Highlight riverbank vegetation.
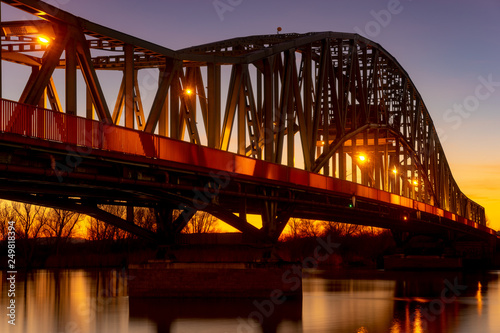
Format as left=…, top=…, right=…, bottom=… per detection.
left=0, top=200, right=396, bottom=269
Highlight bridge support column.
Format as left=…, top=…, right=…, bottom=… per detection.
left=154, top=204, right=197, bottom=244
left=261, top=191, right=295, bottom=241
left=129, top=261, right=302, bottom=299
left=155, top=205, right=174, bottom=241
left=391, top=230, right=411, bottom=248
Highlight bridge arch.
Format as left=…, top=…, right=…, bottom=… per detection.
left=177, top=32, right=484, bottom=225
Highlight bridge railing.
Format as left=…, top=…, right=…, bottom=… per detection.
left=0, top=98, right=495, bottom=236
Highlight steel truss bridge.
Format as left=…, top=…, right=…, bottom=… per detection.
left=0, top=0, right=497, bottom=247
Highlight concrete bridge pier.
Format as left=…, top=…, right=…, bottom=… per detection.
left=386, top=230, right=497, bottom=270
left=128, top=234, right=302, bottom=299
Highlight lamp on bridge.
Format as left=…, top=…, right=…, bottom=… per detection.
left=37, top=36, right=51, bottom=44
left=392, top=167, right=398, bottom=193
left=182, top=88, right=208, bottom=102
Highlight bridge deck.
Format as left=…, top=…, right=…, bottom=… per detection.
left=0, top=98, right=496, bottom=241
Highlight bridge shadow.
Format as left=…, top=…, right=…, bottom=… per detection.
left=129, top=296, right=302, bottom=333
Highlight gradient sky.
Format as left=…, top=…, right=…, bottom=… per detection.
left=2, top=0, right=500, bottom=230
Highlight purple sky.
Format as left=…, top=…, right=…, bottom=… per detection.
left=2, top=0, right=500, bottom=229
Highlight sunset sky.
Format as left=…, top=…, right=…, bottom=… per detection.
left=2, top=0, right=500, bottom=230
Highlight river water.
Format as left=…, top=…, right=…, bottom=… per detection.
left=1, top=268, right=499, bottom=333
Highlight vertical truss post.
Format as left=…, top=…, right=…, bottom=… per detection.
left=286, top=52, right=295, bottom=168
left=362, top=132, right=368, bottom=186
left=159, top=70, right=169, bottom=137
left=207, top=63, right=221, bottom=148
left=170, top=74, right=180, bottom=139
left=263, top=57, right=274, bottom=162
left=65, top=38, right=77, bottom=115
left=155, top=205, right=174, bottom=242
left=339, top=144, right=346, bottom=180
left=124, top=44, right=134, bottom=128
left=238, top=82, right=246, bottom=155
left=374, top=129, right=381, bottom=189
left=262, top=188, right=277, bottom=239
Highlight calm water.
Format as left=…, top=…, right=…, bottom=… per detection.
left=1, top=268, right=499, bottom=333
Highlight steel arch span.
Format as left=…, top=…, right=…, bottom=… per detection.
left=0, top=0, right=495, bottom=244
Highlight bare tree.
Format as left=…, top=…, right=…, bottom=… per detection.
left=11, top=202, right=48, bottom=266
left=87, top=205, right=129, bottom=241
left=322, top=221, right=360, bottom=237
left=282, top=218, right=322, bottom=240
left=183, top=212, right=220, bottom=234
left=297, top=219, right=321, bottom=238
left=44, top=209, right=83, bottom=255
left=11, top=202, right=48, bottom=240
left=134, top=207, right=156, bottom=232
left=282, top=218, right=301, bottom=240
left=0, top=200, right=13, bottom=241
left=87, top=217, right=115, bottom=241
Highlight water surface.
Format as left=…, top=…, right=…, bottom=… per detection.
left=1, top=269, right=499, bottom=332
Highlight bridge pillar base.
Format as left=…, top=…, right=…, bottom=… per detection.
left=384, top=254, right=463, bottom=270
left=128, top=261, right=302, bottom=299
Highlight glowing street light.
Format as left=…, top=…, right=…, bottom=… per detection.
left=185, top=88, right=193, bottom=96
left=392, top=167, right=398, bottom=193
left=358, top=154, right=366, bottom=162
left=38, top=36, right=51, bottom=44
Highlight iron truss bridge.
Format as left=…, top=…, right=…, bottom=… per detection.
left=0, top=0, right=497, bottom=244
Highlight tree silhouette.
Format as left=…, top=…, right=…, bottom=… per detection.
left=281, top=218, right=322, bottom=240
left=87, top=205, right=128, bottom=241
left=43, top=209, right=83, bottom=255
left=322, top=221, right=360, bottom=237
left=0, top=200, right=13, bottom=241
left=183, top=211, right=220, bottom=233
left=10, top=202, right=48, bottom=266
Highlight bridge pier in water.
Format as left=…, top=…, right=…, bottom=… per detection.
left=385, top=230, right=498, bottom=270
left=129, top=234, right=302, bottom=299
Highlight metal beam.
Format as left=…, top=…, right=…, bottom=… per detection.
left=124, top=44, right=134, bottom=128
left=65, top=38, right=77, bottom=115
left=73, top=27, right=112, bottom=123
left=144, top=58, right=179, bottom=133
left=19, top=25, right=69, bottom=106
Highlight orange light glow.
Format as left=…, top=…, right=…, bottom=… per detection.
left=185, top=89, right=193, bottom=95
left=38, top=36, right=50, bottom=44
left=476, top=281, right=483, bottom=316
left=358, top=154, right=366, bottom=162
left=392, top=167, right=398, bottom=174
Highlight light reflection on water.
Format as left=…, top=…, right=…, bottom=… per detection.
left=0, top=269, right=499, bottom=333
